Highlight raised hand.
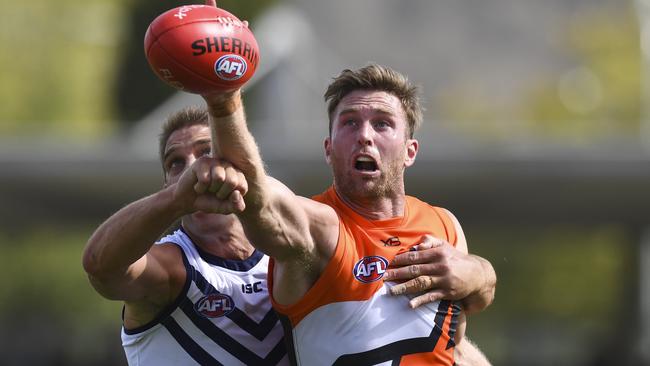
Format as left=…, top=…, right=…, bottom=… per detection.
left=174, top=156, right=248, bottom=215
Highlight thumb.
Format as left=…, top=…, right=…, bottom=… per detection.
left=205, top=0, right=217, bottom=7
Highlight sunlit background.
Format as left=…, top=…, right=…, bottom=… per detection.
left=1, top=0, right=649, bottom=365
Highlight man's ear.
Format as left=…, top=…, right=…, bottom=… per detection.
left=404, top=138, right=418, bottom=167
left=324, top=137, right=332, bottom=165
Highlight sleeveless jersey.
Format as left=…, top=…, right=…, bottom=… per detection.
left=269, top=187, right=461, bottom=366
left=121, top=228, right=288, bottom=365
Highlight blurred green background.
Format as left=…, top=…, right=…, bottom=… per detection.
left=0, top=0, right=648, bottom=365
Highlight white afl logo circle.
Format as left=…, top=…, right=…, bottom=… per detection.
left=214, top=54, right=248, bottom=81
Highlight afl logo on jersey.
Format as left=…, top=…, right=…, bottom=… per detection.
left=214, top=54, right=247, bottom=81
left=353, top=256, right=389, bottom=283
left=195, top=293, right=235, bottom=318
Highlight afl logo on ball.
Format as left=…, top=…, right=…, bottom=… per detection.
left=353, top=256, right=389, bottom=283
left=214, top=54, right=247, bottom=81
left=195, top=293, right=235, bottom=318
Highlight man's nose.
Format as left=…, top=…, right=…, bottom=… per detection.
left=357, top=121, right=374, bottom=146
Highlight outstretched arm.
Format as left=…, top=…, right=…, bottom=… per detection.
left=202, top=91, right=338, bottom=263
left=82, top=157, right=246, bottom=302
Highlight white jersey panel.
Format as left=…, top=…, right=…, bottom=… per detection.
left=121, top=229, right=288, bottom=366
left=289, top=282, right=455, bottom=366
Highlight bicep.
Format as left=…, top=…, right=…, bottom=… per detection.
left=88, top=244, right=185, bottom=303
left=242, top=177, right=338, bottom=262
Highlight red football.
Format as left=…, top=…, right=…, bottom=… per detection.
left=144, top=5, right=259, bottom=94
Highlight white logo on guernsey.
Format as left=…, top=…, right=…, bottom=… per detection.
left=195, top=293, right=235, bottom=318
left=353, top=256, right=388, bottom=283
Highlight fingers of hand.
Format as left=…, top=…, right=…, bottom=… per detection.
left=385, top=263, right=443, bottom=281
left=205, top=0, right=217, bottom=7
left=242, top=20, right=249, bottom=28
left=207, top=164, right=226, bottom=194
left=413, top=235, right=445, bottom=251
left=391, top=246, right=443, bottom=267
left=409, top=291, right=445, bottom=309
left=389, top=275, right=438, bottom=296
left=229, top=190, right=246, bottom=212
left=193, top=164, right=211, bottom=194
left=237, top=171, right=248, bottom=196
left=195, top=192, right=243, bottom=215
left=213, top=165, right=237, bottom=199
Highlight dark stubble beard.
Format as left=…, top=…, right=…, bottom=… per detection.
left=333, top=158, right=405, bottom=202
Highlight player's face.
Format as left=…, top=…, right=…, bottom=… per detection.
left=162, top=124, right=239, bottom=227
left=324, top=90, right=418, bottom=200
left=162, top=124, right=212, bottom=186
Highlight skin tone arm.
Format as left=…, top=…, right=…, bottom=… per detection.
left=203, top=90, right=338, bottom=304
left=82, top=158, right=246, bottom=311
left=455, top=336, right=493, bottom=366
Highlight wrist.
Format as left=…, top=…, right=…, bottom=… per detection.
left=204, top=89, right=243, bottom=117
left=159, top=184, right=192, bottom=219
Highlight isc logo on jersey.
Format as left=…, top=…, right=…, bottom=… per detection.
left=195, top=293, right=235, bottom=318
left=353, top=256, right=389, bottom=283
left=214, top=54, right=247, bottom=81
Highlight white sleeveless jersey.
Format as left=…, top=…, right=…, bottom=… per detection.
left=121, top=229, right=288, bottom=365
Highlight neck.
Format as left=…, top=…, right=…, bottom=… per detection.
left=181, top=214, right=254, bottom=261
left=334, top=184, right=406, bottom=220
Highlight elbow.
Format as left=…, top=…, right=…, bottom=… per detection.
left=82, top=241, right=108, bottom=278
left=82, top=248, right=101, bottom=277
left=463, top=260, right=497, bottom=315
left=461, top=292, right=492, bottom=315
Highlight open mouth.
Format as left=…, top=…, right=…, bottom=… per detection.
left=355, top=156, right=378, bottom=172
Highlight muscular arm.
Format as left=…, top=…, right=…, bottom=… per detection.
left=204, top=92, right=337, bottom=261
left=82, top=157, right=246, bottom=302
left=203, top=91, right=338, bottom=304
left=82, top=185, right=185, bottom=302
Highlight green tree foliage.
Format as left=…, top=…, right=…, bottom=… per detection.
left=438, top=5, right=640, bottom=145
left=0, top=227, right=124, bottom=364
left=0, top=0, right=277, bottom=137
left=467, top=225, right=633, bottom=364
left=0, top=0, right=128, bottom=138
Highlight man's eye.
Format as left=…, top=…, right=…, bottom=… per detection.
left=375, top=120, right=389, bottom=128
left=343, top=119, right=356, bottom=126
left=200, top=148, right=211, bottom=157
left=168, top=159, right=184, bottom=171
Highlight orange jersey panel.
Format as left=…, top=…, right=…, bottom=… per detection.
left=269, top=187, right=460, bottom=365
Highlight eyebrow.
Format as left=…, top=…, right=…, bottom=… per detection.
left=163, top=138, right=212, bottom=162
left=338, top=106, right=395, bottom=117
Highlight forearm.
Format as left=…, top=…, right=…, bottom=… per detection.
left=205, top=91, right=267, bottom=207
left=461, top=255, right=496, bottom=314
left=205, top=94, right=307, bottom=259
left=82, top=186, right=183, bottom=278
left=455, top=336, right=492, bottom=366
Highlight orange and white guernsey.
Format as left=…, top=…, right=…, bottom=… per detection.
left=269, top=186, right=462, bottom=366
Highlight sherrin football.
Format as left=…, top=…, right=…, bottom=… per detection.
left=144, top=5, right=259, bottom=94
